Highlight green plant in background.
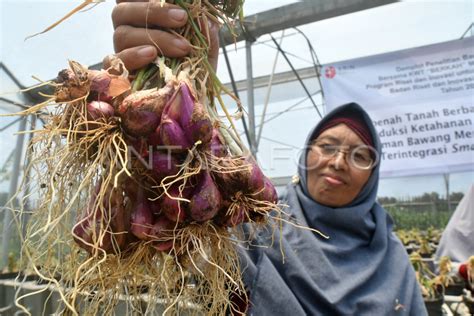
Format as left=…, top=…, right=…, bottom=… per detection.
left=426, top=227, right=435, bottom=238
left=436, top=256, right=454, bottom=288
left=408, top=228, right=421, bottom=242
left=396, top=227, right=445, bottom=260
left=426, top=227, right=443, bottom=244
left=410, top=252, right=443, bottom=300
left=386, top=207, right=453, bottom=230
left=395, top=230, right=410, bottom=245
left=418, top=235, right=434, bottom=257
left=395, top=228, right=442, bottom=247
left=380, top=191, right=464, bottom=231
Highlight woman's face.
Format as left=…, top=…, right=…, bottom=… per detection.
left=306, top=123, right=373, bottom=207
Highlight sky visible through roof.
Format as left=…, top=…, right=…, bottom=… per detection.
left=0, top=0, right=473, bottom=198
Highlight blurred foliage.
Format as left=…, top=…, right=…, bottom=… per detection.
left=379, top=191, right=464, bottom=230
left=387, top=208, right=453, bottom=230
left=378, top=191, right=464, bottom=204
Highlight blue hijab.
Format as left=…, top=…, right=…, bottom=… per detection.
left=240, top=103, right=427, bottom=316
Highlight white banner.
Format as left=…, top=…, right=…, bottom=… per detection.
left=321, top=37, right=474, bottom=177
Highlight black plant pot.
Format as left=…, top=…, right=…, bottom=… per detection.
left=421, top=258, right=436, bottom=273
left=405, top=245, right=416, bottom=255
left=463, top=294, right=474, bottom=314
left=0, top=272, right=38, bottom=282
left=424, top=297, right=443, bottom=316
left=420, top=252, right=434, bottom=259
left=444, top=282, right=465, bottom=296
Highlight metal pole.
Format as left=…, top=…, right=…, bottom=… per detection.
left=220, top=0, right=399, bottom=46
left=219, top=33, right=252, bottom=147
left=1, top=116, right=27, bottom=269
left=246, top=40, right=257, bottom=156
left=257, top=30, right=285, bottom=148
left=21, top=116, right=37, bottom=239
left=444, top=173, right=451, bottom=213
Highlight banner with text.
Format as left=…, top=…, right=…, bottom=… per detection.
left=321, top=37, right=474, bottom=177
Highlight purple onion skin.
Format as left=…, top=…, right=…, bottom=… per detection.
left=225, top=204, right=246, bottom=227
left=208, top=129, right=227, bottom=157
left=149, top=216, right=175, bottom=251
left=84, top=101, right=115, bottom=131
left=119, top=85, right=175, bottom=120
left=97, top=191, right=129, bottom=250
left=189, top=172, right=222, bottom=222
left=88, top=180, right=119, bottom=213
left=179, top=83, right=212, bottom=145
left=161, top=87, right=182, bottom=122
left=184, top=102, right=212, bottom=146
left=73, top=208, right=114, bottom=254
left=127, top=136, right=149, bottom=158
left=109, top=204, right=130, bottom=251
left=153, top=241, right=174, bottom=252
left=159, top=83, right=192, bottom=149
left=74, top=181, right=130, bottom=254
left=151, top=151, right=179, bottom=182
left=102, top=186, right=124, bottom=213
left=89, top=71, right=111, bottom=95
left=147, top=125, right=162, bottom=147
left=122, top=110, right=160, bottom=137
left=149, top=199, right=162, bottom=216
left=215, top=201, right=247, bottom=227
left=211, top=157, right=242, bottom=195
left=155, top=82, right=177, bottom=118
left=159, top=117, right=192, bottom=150
left=130, top=202, right=154, bottom=240
left=118, top=85, right=175, bottom=137
left=161, top=186, right=190, bottom=223
left=177, top=82, right=194, bottom=127
left=247, top=158, right=265, bottom=194
left=87, top=101, right=115, bottom=121
left=160, top=82, right=212, bottom=147
left=122, top=179, right=141, bottom=203
left=212, top=157, right=264, bottom=195
left=149, top=216, right=174, bottom=238
left=255, top=177, right=278, bottom=204
left=72, top=216, right=94, bottom=252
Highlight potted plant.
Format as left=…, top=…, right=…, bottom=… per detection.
left=396, top=230, right=418, bottom=254
left=463, top=291, right=474, bottom=315
left=436, top=256, right=464, bottom=297
left=462, top=256, right=474, bottom=314
left=410, top=252, right=444, bottom=316
left=408, top=229, right=420, bottom=246
left=418, top=236, right=435, bottom=259
left=426, top=227, right=442, bottom=246
left=395, top=230, right=409, bottom=246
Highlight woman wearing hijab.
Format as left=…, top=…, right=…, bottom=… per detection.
left=238, top=103, right=428, bottom=315
left=110, top=4, right=427, bottom=315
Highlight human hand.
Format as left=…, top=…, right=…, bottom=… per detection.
left=107, top=0, right=219, bottom=71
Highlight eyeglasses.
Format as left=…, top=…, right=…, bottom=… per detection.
left=310, top=141, right=376, bottom=170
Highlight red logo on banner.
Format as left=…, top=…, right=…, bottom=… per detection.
left=325, top=66, right=336, bottom=79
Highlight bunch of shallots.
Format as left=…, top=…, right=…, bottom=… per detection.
left=57, top=61, right=278, bottom=257
left=13, top=1, right=285, bottom=314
